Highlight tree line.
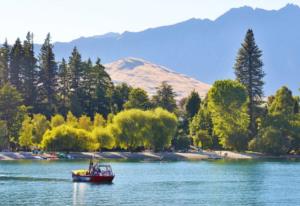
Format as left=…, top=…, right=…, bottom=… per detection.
left=0, top=30, right=299, bottom=155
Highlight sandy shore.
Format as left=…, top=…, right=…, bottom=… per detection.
left=1, top=151, right=299, bottom=161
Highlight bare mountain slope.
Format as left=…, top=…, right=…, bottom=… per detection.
left=105, top=58, right=210, bottom=100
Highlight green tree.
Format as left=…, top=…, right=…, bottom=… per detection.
left=57, top=58, right=70, bottom=116
left=250, top=87, right=300, bottom=154
left=0, top=84, right=25, bottom=149
left=124, top=88, right=151, bottom=110
left=23, top=32, right=38, bottom=108
left=19, top=116, right=33, bottom=150
left=0, top=120, right=9, bottom=150
left=269, top=86, right=295, bottom=115
left=32, top=114, right=49, bottom=145
left=112, top=109, right=147, bottom=150
left=111, top=83, right=132, bottom=113
left=68, top=47, right=84, bottom=116
left=0, top=40, right=10, bottom=86
left=147, top=108, right=178, bottom=151
left=9, top=38, right=24, bottom=91
left=37, top=33, right=58, bottom=117
left=152, top=81, right=177, bottom=112
left=234, top=29, right=265, bottom=137
left=189, top=105, right=214, bottom=149
left=89, top=58, right=113, bottom=117
left=185, top=90, right=201, bottom=119
left=208, top=80, right=249, bottom=151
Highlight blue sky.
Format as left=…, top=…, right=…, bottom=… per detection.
left=0, top=0, right=299, bottom=43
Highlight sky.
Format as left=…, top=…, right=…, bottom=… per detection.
left=0, top=0, right=300, bottom=43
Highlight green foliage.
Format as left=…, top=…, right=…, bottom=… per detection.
left=147, top=108, right=178, bottom=151
left=31, top=114, right=49, bottom=145
left=37, top=33, right=58, bottom=117
left=41, top=125, right=98, bottom=152
left=22, top=32, right=38, bottom=108
left=50, top=114, right=65, bottom=128
left=0, top=120, right=8, bottom=150
left=269, top=86, right=295, bottom=115
left=124, top=88, right=151, bottom=110
left=111, top=83, right=132, bottom=113
left=92, top=126, right=115, bottom=149
left=172, top=135, right=191, bottom=151
left=111, top=108, right=177, bottom=151
left=78, top=115, right=93, bottom=131
left=249, top=126, right=291, bottom=155
left=57, top=58, right=69, bottom=116
left=9, top=38, right=24, bottom=91
left=185, top=90, right=201, bottom=119
left=0, top=84, right=26, bottom=149
left=208, top=80, right=249, bottom=151
left=93, top=113, right=106, bottom=128
left=18, top=116, right=33, bottom=149
left=66, top=111, right=78, bottom=127
left=0, top=40, right=10, bottom=86
left=152, top=82, right=177, bottom=112
left=189, top=104, right=214, bottom=149
left=234, top=29, right=265, bottom=136
left=249, top=87, right=300, bottom=155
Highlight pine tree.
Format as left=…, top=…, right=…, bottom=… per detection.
left=37, top=33, right=58, bottom=117
left=234, top=29, right=265, bottom=137
left=152, top=81, right=177, bottom=112
left=69, top=47, right=82, bottom=90
left=23, top=32, right=38, bottom=107
left=68, top=47, right=83, bottom=116
left=57, top=58, right=70, bottom=115
left=9, top=38, right=24, bottom=91
left=0, top=40, right=10, bottom=86
left=89, top=58, right=113, bottom=117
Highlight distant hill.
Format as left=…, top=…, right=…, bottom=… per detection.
left=47, top=4, right=300, bottom=95
left=105, top=58, right=210, bottom=100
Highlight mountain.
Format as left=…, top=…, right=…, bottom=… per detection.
left=49, top=4, right=300, bottom=95
left=105, top=58, right=210, bottom=100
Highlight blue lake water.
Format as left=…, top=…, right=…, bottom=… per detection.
left=0, top=159, right=300, bottom=206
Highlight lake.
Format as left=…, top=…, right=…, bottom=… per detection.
left=0, top=159, right=300, bottom=206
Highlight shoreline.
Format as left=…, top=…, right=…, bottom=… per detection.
left=1, top=151, right=300, bottom=161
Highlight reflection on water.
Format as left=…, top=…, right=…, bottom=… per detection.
left=73, top=182, right=88, bottom=206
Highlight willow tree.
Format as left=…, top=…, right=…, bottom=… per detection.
left=234, top=29, right=265, bottom=137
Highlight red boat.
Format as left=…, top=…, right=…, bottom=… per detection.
left=72, top=159, right=114, bottom=183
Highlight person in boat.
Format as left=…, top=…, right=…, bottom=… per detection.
left=88, top=158, right=94, bottom=174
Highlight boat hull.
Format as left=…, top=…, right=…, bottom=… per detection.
left=72, top=174, right=114, bottom=183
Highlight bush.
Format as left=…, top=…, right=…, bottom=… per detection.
left=41, top=125, right=98, bottom=151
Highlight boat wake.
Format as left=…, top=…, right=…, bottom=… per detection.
left=0, top=175, right=70, bottom=182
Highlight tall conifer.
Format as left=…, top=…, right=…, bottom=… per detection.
left=23, top=32, right=38, bottom=107
left=9, top=38, right=24, bottom=91
left=234, top=29, right=265, bottom=137
left=37, top=33, right=58, bottom=116
left=0, top=40, right=10, bottom=86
